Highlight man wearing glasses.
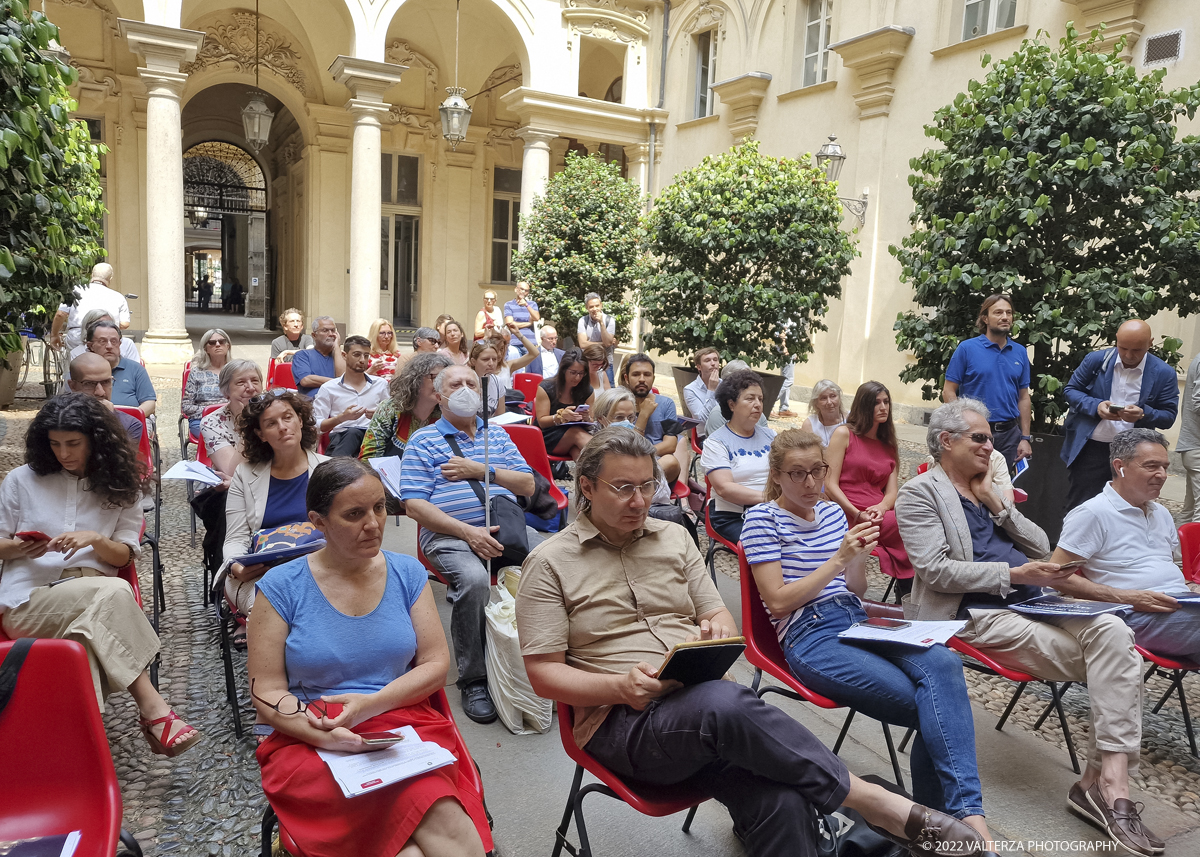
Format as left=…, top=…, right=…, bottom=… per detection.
left=896, top=399, right=1158, bottom=857
left=66, top=352, right=142, bottom=444
left=516, top=426, right=990, bottom=857
left=87, top=319, right=156, bottom=418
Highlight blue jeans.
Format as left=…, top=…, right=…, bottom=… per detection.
left=782, top=594, right=985, bottom=819
left=1126, top=608, right=1200, bottom=662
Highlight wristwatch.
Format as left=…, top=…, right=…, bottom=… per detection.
left=487, top=466, right=497, bottom=480
left=1020, top=435, right=1032, bottom=441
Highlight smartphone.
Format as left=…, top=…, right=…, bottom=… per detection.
left=15, top=531, right=51, bottom=542
left=576, top=404, right=590, bottom=414
left=307, top=700, right=344, bottom=719
left=1057, top=559, right=1086, bottom=572
left=861, top=617, right=911, bottom=630
left=359, top=731, right=405, bottom=746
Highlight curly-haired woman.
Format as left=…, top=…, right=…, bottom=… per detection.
left=223, top=390, right=328, bottom=614
left=359, top=352, right=452, bottom=460
left=0, top=393, right=202, bottom=757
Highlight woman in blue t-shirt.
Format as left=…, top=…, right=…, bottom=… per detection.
left=743, top=429, right=991, bottom=844
left=249, top=458, right=492, bottom=857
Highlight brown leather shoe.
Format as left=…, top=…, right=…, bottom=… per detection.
left=869, top=804, right=989, bottom=856
left=1085, top=784, right=1163, bottom=856
left=1067, top=782, right=1106, bottom=832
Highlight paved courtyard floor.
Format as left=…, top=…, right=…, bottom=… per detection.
left=4, top=318, right=1200, bottom=856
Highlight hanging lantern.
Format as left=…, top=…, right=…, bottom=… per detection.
left=439, top=87, right=472, bottom=151
left=188, top=206, right=209, bottom=229
left=814, top=133, right=846, bottom=182
left=242, top=93, right=275, bottom=153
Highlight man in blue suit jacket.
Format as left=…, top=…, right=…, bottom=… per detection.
left=520, top=325, right=564, bottom=378
left=1061, top=320, right=1179, bottom=512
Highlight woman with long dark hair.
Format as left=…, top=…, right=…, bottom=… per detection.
left=534, top=348, right=595, bottom=459
left=0, top=394, right=202, bottom=757
left=249, top=458, right=491, bottom=856
left=824, top=381, right=914, bottom=596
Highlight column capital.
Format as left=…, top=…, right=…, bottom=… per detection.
left=329, top=56, right=407, bottom=103
left=623, top=143, right=649, bottom=164
left=514, top=126, right=559, bottom=148
left=137, top=68, right=187, bottom=100
left=118, top=19, right=205, bottom=73
left=346, top=97, right=392, bottom=125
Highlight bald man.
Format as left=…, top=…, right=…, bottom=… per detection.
left=1061, top=320, right=1179, bottom=512
left=50, top=262, right=131, bottom=352
left=67, top=352, right=143, bottom=445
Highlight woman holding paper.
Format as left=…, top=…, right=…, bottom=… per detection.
left=0, top=394, right=202, bottom=757
left=744, top=428, right=991, bottom=843
left=249, top=458, right=491, bottom=857
left=223, top=390, right=328, bottom=614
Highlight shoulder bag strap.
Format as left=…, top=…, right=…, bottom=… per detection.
left=443, top=432, right=489, bottom=508
left=0, top=637, right=34, bottom=720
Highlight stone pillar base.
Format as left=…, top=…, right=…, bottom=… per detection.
left=139, top=332, right=195, bottom=365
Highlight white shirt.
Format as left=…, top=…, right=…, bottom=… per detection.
left=700, top=423, right=777, bottom=514
left=683, top=376, right=719, bottom=425
left=60, top=281, right=131, bottom=351
left=0, top=465, right=143, bottom=612
left=311, top=373, right=389, bottom=434
left=540, top=347, right=560, bottom=378
left=1058, top=483, right=1187, bottom=594
left=70, top=338, right=139, bottom=363
left=1091, top=354, right=1146, bottom=443
left=805, top=414, right=846, bottom=447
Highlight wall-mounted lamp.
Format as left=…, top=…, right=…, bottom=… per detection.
left=814, top=134, right=869, bottom=228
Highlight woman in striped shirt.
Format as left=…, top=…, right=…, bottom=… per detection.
left=743, top=429, right=991, bottom=844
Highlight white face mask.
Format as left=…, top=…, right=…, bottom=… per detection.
left=445, top=385, right=482, bottom=418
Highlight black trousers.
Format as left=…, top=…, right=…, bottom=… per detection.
left=1065, top=438, right=1112, bottom=513
left=992, top=422, right=1022, bottom=469
left=586, top=681, right=851, bottom=857
left=709, top=509, right=745, bottom=544
left=325, top=427, right=367, bottom=457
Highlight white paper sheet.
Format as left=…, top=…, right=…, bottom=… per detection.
left=838, top=619, right=966, bottom=648
left=489, top=410, right=533, bottom=426
left=367, top=456, right=404, bottom=498
left=315, top=726, right=456, bottom=798
left=162, top=460, right=222, bottom=486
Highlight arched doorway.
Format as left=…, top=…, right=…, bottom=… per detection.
left=183, top=140, right=268, bottom=316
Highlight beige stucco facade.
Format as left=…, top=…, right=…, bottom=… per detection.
left=47, top=0, right=1200, bottom=422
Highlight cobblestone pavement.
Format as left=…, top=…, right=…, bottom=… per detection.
left=2, top=381, right=1199, bottom=857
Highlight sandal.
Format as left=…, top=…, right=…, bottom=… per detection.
left=232, top=625, right=248, bottom=650
left=139, top=710, right=203, bottom=758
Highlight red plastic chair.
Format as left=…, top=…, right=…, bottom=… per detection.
left=0, top=639, right=143, bottom=856
left=271, top=362, right=297, bottom=391
left=513, top=372, right=542, bottom=403
left=669, top=479, right=690, bottom=507
left=702, top=475, right=738, bottom=583
left=552, top=701, right=708, bottom=857
left=260, top=687, right=491, bottom=857
left=736, top=545, right=909, bottom=788
left=503, top=424, right=569, bottom=528
left=1181, top=522, right=1200, bottom=582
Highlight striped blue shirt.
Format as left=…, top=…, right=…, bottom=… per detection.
left=742, top=500, right=850, bottom=641
left=399, top=417, right=532, bottom=527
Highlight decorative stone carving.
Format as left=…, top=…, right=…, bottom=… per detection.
left=384, top=40, right=439, bottom=108
left=183, top=12, right=308, bottom=96
left=1069, top=0, right=1145, bottom=63
left=54, top=0, right=119, bottom=36
left=563, top=0, right=651, bottom=43
left=386, top=106, right=436, bottom=137
left=484, top=63, right=522, bottom=90
left=71, top=61, right=121, bottom=100
left=711, top=71, right=771, bottom=141
left=829, top=25, right=915, bottom=119
left=681, top=0, right=726, bottom=38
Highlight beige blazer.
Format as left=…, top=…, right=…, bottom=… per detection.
left=894, top=463, right=1050, bottom=621
left=222, top=450, right=328, bottom=564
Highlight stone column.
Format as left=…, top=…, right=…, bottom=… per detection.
left=514, top=127, right=557, bottom=249
left=329, top=57, right=406, bottom=338
left=118, top=20, right=204, bottom=364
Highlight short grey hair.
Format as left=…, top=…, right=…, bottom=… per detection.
left=390, top=352, right=452, bottom=411
left=926, top=397, right=990, bottom=462
left=433, top=363, right=477, bottom=394
left=1110, top=428, right=1169, bottom=467
left=312, top=315, right=336, bottom=332
left=584, top=292, right=601, bottom=304
left=575, top=425, right=662, bottom=514
left=218, top=359, right=262, bottom=397
left=80, top=308, right=115, bottom=332
left=413, top=327, right=439, bottom=347
left=85, top=318, right=120, bottom=342
left=721, top=359, right=749, bottom=379
left=808, top=379, right=846, bottom=416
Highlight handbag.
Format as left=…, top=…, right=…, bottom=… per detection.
left=443, top=432, right=529, bottom=566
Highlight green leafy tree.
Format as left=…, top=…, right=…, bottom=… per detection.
left=0, top=0, right=106, bottom=352
left=892, top=26, right=1200, bottom=427
left=640, top=140, right=856, bottom=370
left=510, top=152, right=644, bottom=343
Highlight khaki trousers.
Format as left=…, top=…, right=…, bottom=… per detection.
left=1, top=569, right=159, bottom=709
left=961, top=608, right=1142, bottom=773
left=224, top=571, right=258, bottom=615
left=1181, top=449, right=1200, bottom=523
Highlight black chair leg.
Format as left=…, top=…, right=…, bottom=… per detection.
left=218, top=602, right=244, bottom=738
left=117, top=830, right=144, bottom=857
left=899, top=727, right=915, bottom=753
left=704, top=539, right=716, bottom=584
left=995, top=681, right=1028, bottom=731
left=1043, top=681, right=1080, bottom=775
left=552, top=764, right=585, bottom=857
left=682, top=804, right=698, bottom=833
left=881, top=723, right=906, bottom=792
left=832, top=709, right=856, bottom=754
left=882, top=576, right=895, bottom=603
left=260, top=806, right=277, bottom=857
left=1033, top=681, right=1074, bottom=731
left=1153, top=669, right=1199, bottom=758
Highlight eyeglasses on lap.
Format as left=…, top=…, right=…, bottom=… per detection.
left=250, top=678, right=337, bottom=718
left=596, top=477, right=657, bottom=501
left=783, top=464, right=829, bottom=483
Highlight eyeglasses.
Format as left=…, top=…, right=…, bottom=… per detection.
left=206, top=338, right=228, bottom=346
left=250, top=678, right=339, bottom=718
left=595, top=477, right=657, bottom=501
left=784, top=464, right=829, bottom=483
left=963, top=432, right=994, bottom=445
left=76, top=378, right=113, bottom=392
left=249, top=390, right=280, bottom=407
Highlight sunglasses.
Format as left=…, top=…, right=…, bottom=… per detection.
left=964, top=432, right=994, bottom=445
left=207, top=338, right=228, bottom=346
left=249, top=390, right=281, bottom=406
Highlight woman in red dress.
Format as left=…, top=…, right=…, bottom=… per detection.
left=824, top=381, right=914, bottom=599
left=248, top=458, right=491, bottom=857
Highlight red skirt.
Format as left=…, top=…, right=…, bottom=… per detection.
left=257, top=699, right=493, bottom=857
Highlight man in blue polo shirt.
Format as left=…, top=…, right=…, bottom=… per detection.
left=400, top=364, right=535, bottom=724
left=290, top=316, right=344, bottom=398
left=87, top=319, right=156, bottom=417
left=943, top=294, right=1031, bottom=468
left=620, top=352, right=681, bottom=483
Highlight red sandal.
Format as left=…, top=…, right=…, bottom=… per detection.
left=139, top=710, right=203, bottom=758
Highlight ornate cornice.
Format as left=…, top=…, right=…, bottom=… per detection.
left=563, top=0, right=651, bottom=44
left=386, top=105, right=436, bottom=137
left=711, top=71, right=771, bottom=141
left=830, top=25, right=915, bottom=119
left=1067, top=0, right=1145, bottom=63
left=681, top=0, right=726, bottom=38
left=182, top=12, right=308, bottom=96
left=71, top=61, right=121, bottom=100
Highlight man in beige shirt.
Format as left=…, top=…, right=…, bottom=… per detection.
left=517, top=426, right=987, bottom=857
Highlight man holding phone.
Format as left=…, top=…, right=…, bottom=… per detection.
left=897, top=399, right=1159, bottom=857
left=1061, top=320, right=1179, bottom=513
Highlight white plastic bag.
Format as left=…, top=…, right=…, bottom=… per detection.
left=485, top=579, right=552, bottom=735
